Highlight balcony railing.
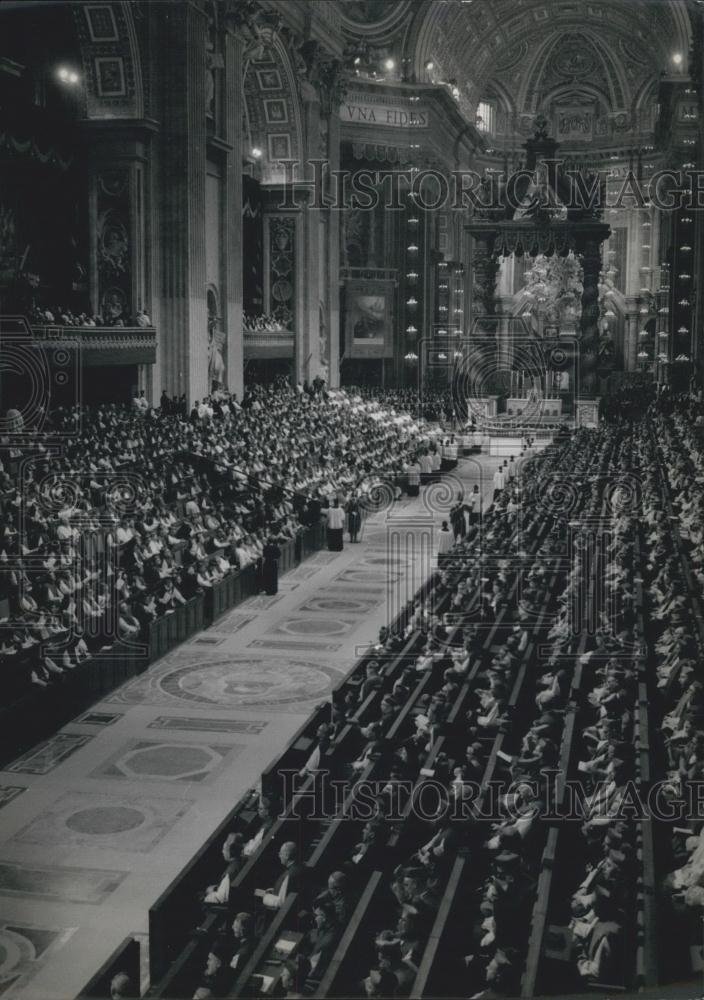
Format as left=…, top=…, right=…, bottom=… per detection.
left=29, top=324, right=157, bottom=366
left=243, top=326, right=294, bottom=359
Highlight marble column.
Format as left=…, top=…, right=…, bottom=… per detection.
left=223, top=25, right=245, bottom=398
left=323, top=105, right=341, bottom=389
left=299, top=91, right=323, bottom=385
left=579, top=240, right=601, bottom=395
left=624, top=311, right=639, bottom=371
left=84, top=123, right=156, bottom=397
left=158, top=0, right=208, bottom=404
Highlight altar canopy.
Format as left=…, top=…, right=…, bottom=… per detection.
left=465, top=120, right=610, bottom=397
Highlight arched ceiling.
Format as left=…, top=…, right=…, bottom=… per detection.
left=410, top=0, right=693, bottom=138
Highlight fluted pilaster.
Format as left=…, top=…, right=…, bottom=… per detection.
left=159, top=1, right=208, bottom=403
left=223, top=26, right=245, bottom=397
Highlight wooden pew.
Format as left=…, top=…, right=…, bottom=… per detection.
left=228, top=893, right=300, bottom=997
left=409, top=855, right=468, bottom=997
left=313, top=872, right=385, bottom=998
left=77, top=936, right=140, bottom=999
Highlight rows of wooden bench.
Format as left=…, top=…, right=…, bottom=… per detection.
left=521, top=451, right=659, bottom=998
left=310, top=519, right=566, bottom=998
left=140, top=447, right=558, bottom=996
left=310, top=457, right=566, bottom=997
left=255, top=605, right=539, bottom=997
left=521, top=474, right=611, bottom=997
left=645, top=423, right=704, bottom=986
left=397, top=527, right=566, bottom=999
left=144, top=503, right=543, bottom=996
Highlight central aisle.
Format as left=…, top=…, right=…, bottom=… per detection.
left=0, top=452, right=506, bottom=1000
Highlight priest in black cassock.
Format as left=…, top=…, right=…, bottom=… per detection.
left=262, top=535, right=282, bottom=595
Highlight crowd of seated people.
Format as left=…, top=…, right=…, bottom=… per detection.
left=107, top=386, right=704, bottom=999
left=645, top=395, right=704, bottom=932
left=345, top=387, right=458, bottom=425
left=0, top=385, right=444, bottom=706
left=29, top=303, right=153, bottom=328
left=243, top=313, right=288, bottom=333
left=517, top=391, right=704, bottom=994
left=168, top=423, right=649, bottom=1000
left=549, top=423, right=646, bottom=988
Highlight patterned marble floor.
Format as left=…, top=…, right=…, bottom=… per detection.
left=0, top=452, right=505, bottom=1000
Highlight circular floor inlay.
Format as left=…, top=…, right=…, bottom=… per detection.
left=66, top=806, right=145, bottom=834
left=124, top=745, right=212, bottom=776
left=159, top=657, right=336, bottom=706
left=0, top=932, right=24, bottom=979
left=305, top=597, right=372, bottom=613
left=281, top=618, right=348, bottom=636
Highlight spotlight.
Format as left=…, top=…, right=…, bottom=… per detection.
left=57, top=66, right=80, bottom=86
left=384, top=58, right=395, bottom=71
left=672, top=52, right=683, bottom=65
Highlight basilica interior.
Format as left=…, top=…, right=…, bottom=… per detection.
left=1, top=1, right=704, bottom=999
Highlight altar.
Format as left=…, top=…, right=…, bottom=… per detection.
left=488, top=430, right=555, bottom=458
left=506, top=397, right=563, bottom=420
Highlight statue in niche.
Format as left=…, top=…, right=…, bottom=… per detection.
left=98, top=210, right=129, bottom=276
left=343, top=208, right=366, bottom=268
left=205, top=5, right=224, bottom=119
left=208, top=317, right=226, bottom=388
left=533, top=113, right=550, bottom=139
left=319, top=301, right=329, bottom=382
left=207, top=288, right=226, bottom=388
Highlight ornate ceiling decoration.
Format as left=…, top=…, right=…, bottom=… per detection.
left=339, top=0, right=413, bottom=37
left=412, top=0, right=692, bottom=125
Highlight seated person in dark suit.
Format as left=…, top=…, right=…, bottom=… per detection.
left=315, top=870, right=351, bottom=925
left=193, top=939, right=229, bottom=997
left=575, top=890, right=624, bottom=981
left=277, top=955, right=311, bottom=999
left=261, top=841, right=305, bottom=910
left=363, top=968, right=399, bottom=998
left=346, top=818, right=387, bottom=873
left=302, top=902, right=340, bottom=979
left=228, top=911, right=255, bottom=975
left=391, top=865, right=440, bottom=921
left=202, top=831, right=246, bottom=905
